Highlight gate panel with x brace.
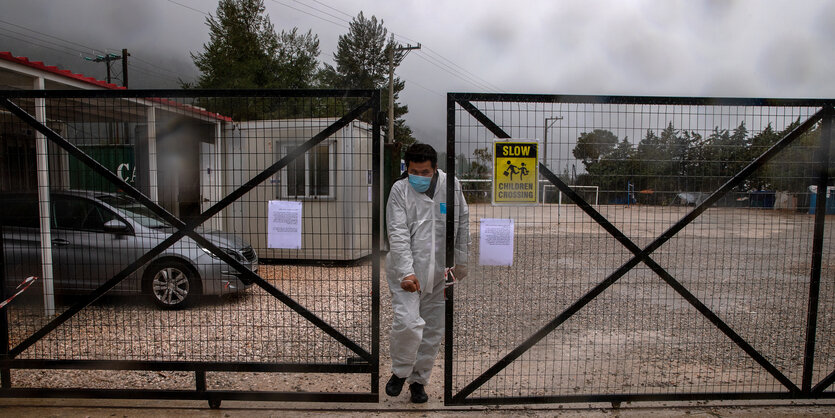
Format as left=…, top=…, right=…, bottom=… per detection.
left=444, top=93, right=835, bottom=405
left=0, top=89, right=381, bottom=405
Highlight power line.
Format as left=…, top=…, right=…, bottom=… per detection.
left=2, top=5, right=188, bottom=86
left=166, top=0, right=348, bottom=29
left=0, top=18, right=105, bottom=55
left=410, top=50, right=499, bottom=93
left=289, top=2, right=499, bottom=91
left=0, top=27, right=91, bottom=57
left=415, top=50, right=497, bottom=92
left=0, top=31, right=182, bottom=86
left=0, top=31, right=87, bottom=60
left=128, top=65, right=183, bottom=84
left=289, top=0, right=351, bottom=26
left=265, top=2, right=448, bottom=104
left=283, top=1, right=500, bottom=91
left=392, top=32, right=502, bottom=92
left=308, top=0, right=353, bottom=19
left=130, top=55, right=187, bottom=77
left=284, top=1, right=501, bottom=92
left=166, top=0, right=209, bottom=16
left=0, top=20, right=184, bottom=85
left=400, top=77, right=443, bottom=97
left=268, top=0, right=348, bottom=29
left=421, top=47, right=503, bottom=92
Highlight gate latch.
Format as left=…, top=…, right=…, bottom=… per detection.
left=346, top=357, right=369, bottom=366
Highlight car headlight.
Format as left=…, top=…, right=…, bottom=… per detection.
left=200, top=246, right=244, bottom=262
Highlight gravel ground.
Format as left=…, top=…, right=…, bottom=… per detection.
left=3, top=204, right=833, bottom=406
left=454, top=204, right=833, bottom=399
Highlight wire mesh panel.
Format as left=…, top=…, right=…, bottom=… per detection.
left=445, top=94, right=834, bottom=404
left=0, top=90, right=380, bottom=404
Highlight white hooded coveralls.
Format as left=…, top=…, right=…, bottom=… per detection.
left=385, top=169, right=469, bottom=385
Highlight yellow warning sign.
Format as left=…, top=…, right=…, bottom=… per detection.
left=493, top=140, right=538, bottom=205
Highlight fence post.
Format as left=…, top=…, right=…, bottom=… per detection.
left=802, top=104, right=833, bottom=393
left=444, top=94, right=456, bottom=405
left=371, top=90, right=381, bottom=397
left=0, top=226, right=10, bottom=388
left=33, top=85, right=55, bottom=317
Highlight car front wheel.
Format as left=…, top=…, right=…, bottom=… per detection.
left=147, top=261, right=199, bottom=309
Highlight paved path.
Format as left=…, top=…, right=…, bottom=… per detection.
left=1, top=398, right=834, bottom=417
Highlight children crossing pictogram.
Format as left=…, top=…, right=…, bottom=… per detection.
left=493, top=140, right=538, bottom=205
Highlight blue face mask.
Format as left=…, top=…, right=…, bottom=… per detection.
left=408, top=174, right=432, bottom=193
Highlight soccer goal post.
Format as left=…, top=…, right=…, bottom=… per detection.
left=542, top=184, right=599, bottom=206
left=543, top=184, right=599, bottom=224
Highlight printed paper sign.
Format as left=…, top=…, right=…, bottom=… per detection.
left=268, top=200, right=302, bottom=249
left=493, top=140, right=538, bottom=205
left=478, top=218, right=514, bottom=266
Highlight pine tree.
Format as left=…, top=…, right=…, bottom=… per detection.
left=187, top=0, right=322, bottom=119
left=189, top=0, right=281, bottom=90
left=275, top=28, right=321, bottom=89
left=320, top=12, right=415, bottom=146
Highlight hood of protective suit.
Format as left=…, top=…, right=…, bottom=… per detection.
left=385, top=169, right=469, bottom=294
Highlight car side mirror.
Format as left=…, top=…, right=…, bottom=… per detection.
left=104, top=219, right=130, bottom=234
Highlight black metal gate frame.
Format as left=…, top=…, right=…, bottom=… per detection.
left=0, top=89, right=381, bottom=405
left=444, top=93, right=835, bottom=405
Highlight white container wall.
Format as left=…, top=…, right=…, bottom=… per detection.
left=223, top=118, right=372, bottom=261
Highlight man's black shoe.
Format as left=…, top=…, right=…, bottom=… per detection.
left=409, top=382, right=428, bottom=403
left=385, top=374, right=406, bottom=396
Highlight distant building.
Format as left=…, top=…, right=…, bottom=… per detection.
left=226, top=118, right=373, bottom=261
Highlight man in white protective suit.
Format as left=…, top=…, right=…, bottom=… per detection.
left=384, top=143, right=469, bottom=403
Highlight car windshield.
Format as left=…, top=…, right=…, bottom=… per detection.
left=96, top=194, right=172, bottom=229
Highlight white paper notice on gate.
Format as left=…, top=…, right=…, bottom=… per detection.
left=478, top=218, right=514, bottom=266
left=268, top=200, right=302, bottom=249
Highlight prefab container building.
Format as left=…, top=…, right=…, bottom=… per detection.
left=223, top=118, right=373, bottom=262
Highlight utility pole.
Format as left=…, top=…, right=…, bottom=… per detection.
left=387, top=37, right=420, bottom=143
left=85, top=49, right=128, bottom=87
left=121, top=48, right=130, bottom=88
left=543, top=116, right=563, bottom=203
left=543, top=116, right=563, bottom=167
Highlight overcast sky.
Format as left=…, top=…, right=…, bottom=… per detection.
left=2, top=0, right=835, bottom=149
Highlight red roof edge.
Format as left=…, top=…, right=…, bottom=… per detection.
left=1, top=51, right=126, bottom=90
left=145, top=97, right=233, bottom=122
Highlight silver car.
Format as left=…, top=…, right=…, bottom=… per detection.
left=1, top=190, right=257, bottom=309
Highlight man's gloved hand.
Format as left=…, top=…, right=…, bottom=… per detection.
left=400, top=274, right=420, bottom=292
left=452, top=264, right=468, bottom=280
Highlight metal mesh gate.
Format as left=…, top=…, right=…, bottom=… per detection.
left=0, top=89, right=380, bottom=406
left=444, top=94, right=834, bottom=405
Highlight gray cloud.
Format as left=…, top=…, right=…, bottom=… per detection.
left=2, top=0, right=834, bottom=148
